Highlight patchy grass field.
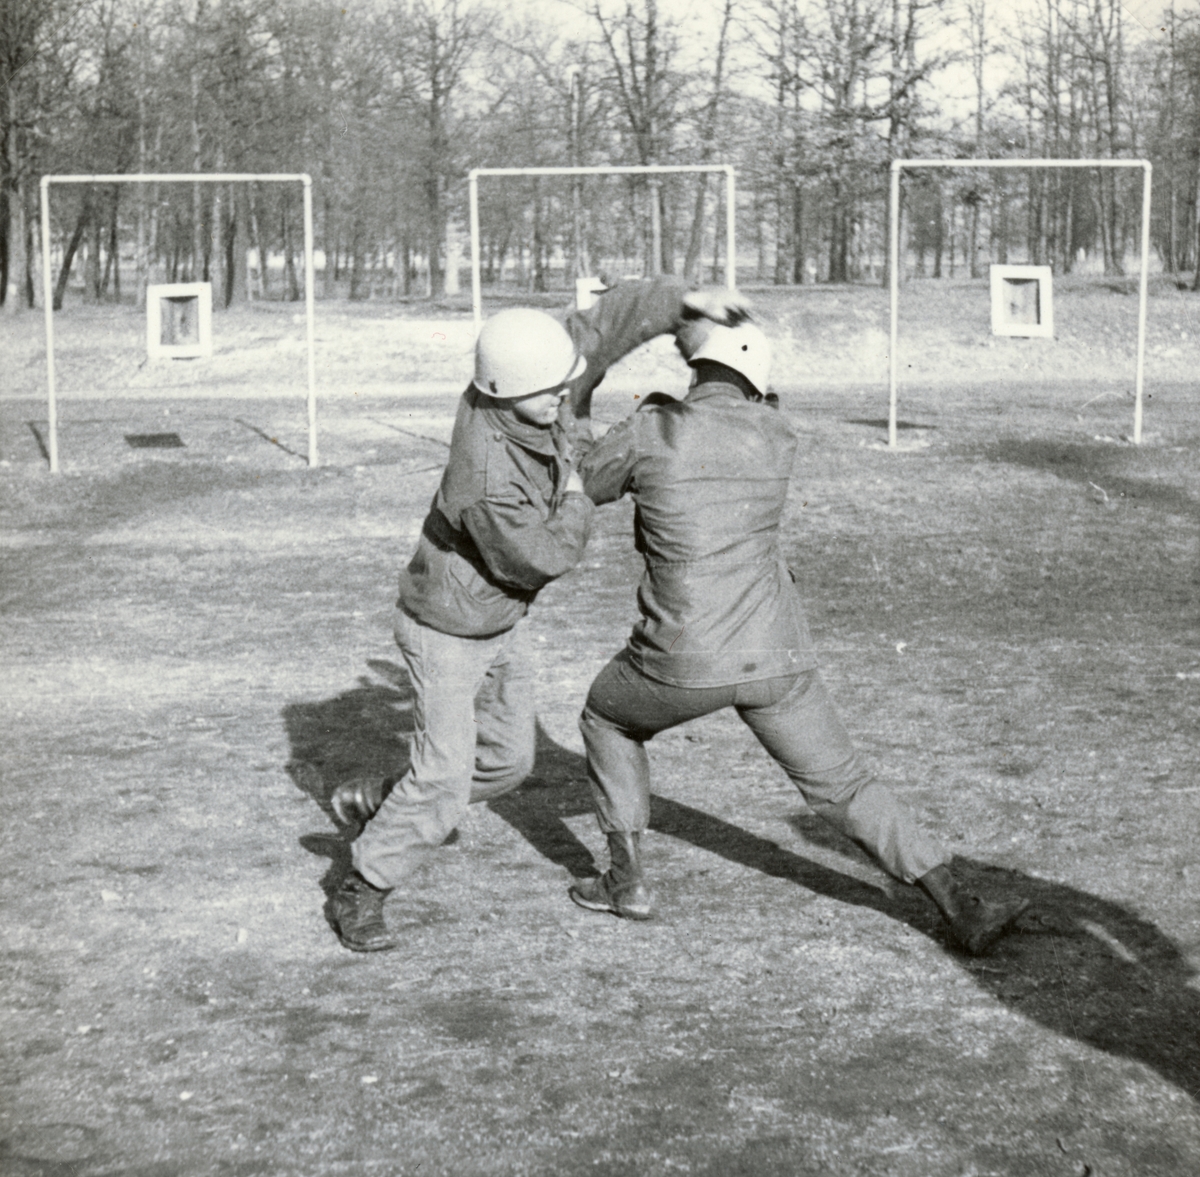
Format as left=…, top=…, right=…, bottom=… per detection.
left=1, top=279, right=1198, bottom=1176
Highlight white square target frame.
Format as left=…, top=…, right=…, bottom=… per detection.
left=39, top=171, right=318, bottom=473
left=146, top=282, right=213, bottom=359
left=990, top=265, right=1054, bottom=338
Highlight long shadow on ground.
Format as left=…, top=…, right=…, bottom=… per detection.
left=985, top=436, right=1199, bottom=518
left=283, top=669, right=1200, bottom=1105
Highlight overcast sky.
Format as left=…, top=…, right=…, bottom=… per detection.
left=506, top=0, right=1198, bottom=132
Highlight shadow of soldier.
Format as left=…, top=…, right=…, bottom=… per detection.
left=282, top=667, right=1199, bottom=1105
left=283, top=659, right=414, bottom=899
left=282, top=659, right=599, bottom=901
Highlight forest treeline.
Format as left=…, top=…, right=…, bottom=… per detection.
left=2, top=0, right=1198, bottom=311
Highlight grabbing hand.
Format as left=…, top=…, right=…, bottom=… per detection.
left=681, top=288, right=752, bottom=327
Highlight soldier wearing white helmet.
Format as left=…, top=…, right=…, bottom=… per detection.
left=569, top=317, right=1029, bottom=956
left=328, top=279, right=747, bottom=952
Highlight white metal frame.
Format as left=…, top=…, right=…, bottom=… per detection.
left=888, top=158, right=1152, bottom=448
left=40, top=172, right=318, bottom=473
left=468, top=165, right=737, bottom=329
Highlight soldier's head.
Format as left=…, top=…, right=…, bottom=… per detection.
left=473, top=308, right=587, bottom=426
left=678, top=320, right=773, bottom=401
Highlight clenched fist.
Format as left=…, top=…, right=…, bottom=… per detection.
left=681, top=288, right=752, bottom=327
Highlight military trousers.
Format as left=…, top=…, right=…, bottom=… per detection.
left=579, top=650, right=947, bottom=884
left=353, top=609, right=535, bottom=890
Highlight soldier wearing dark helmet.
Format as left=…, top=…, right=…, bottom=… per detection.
left=328, top=278, right=748, bottom=952
left=568, top=317, right=1029, bottom=956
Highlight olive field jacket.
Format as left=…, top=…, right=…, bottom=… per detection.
left=579, top=381, right=818, bottom=687
left=398, top=277, right=691, bottom=638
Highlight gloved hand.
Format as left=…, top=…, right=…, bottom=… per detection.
left=331, top=778, right=386, bottom=828
left=681, top=288, right=752, bottom=326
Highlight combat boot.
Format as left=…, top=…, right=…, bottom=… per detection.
left=329, top=871, right=397, bottom=952
left=918, top=864, right=1029, bottom=956
left=569, top=831, right=654, bottom=920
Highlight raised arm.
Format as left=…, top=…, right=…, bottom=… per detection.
left=561, top=279, right=751, bottom=436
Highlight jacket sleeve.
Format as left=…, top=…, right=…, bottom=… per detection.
left=460, top=491, right=595, bottom=593
left=562, top=276, right=689, bottom=435
left=578, top=414, right=638, bottom=507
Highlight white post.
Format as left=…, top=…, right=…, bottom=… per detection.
left=469, top=171, right=482, bottom=331
left=725, top=167, right=737, bottom=290
left=303, top=175, right=318, bottom=467
left=888, top=162, right=901, bottom=451
left=1134, top=161, right=1152, bottom=445
left=40, top=177, right=58, bottom=474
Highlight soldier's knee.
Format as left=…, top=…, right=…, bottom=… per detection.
left=470, top=736, right=535, bottom=803
left=791, top=752, right=874, bottom=809
left=579, top=704, right=622, bottom=750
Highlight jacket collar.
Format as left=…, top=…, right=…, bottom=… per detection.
left=684, top=380, right=748, bottom=405
left=467, top=384, right=560, bottom=456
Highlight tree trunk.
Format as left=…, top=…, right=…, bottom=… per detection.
left=1093, top=175, right=1111, bottom=274
left=829, top=179, right=849, bottom=284
left=144, top=131, right=163, bottom=292
left=191, top=71, right=204, bottom=282
left=426, top=169, right=445, bottom=297
left=135, top=181, right=149, bottom=309
left=85, top=207, right=103, bottom=304
left=170, top=211, right=180, bottom=282
left=682, top=176, right=710, bottom=282
left=710, top=185, right=723, bottom=284
left=933, top=186, right=944, bottom=278
left=209, top=141, right=227, bottom=305
left=4, top=171, right=32, bottom=312
left=532, top=184, right=547, bottom=293
left=320, top=195, right=333, bottom=297
left=773, top=178, right=788, bottom=285
left=226, top=183, right=249, bottom=305
left=791, top=182, right=805, bottom=284
left=248, top=186, right=265, bottom=298
left=1191, top=165, right=1200, bottom=291
left=948, top=200, right=956, bottom=278
left=282, top=203, right=300, bottom=301
left=135, top=40, right=149, bottom=309
left=1062, top=179, right=1075, bottom=275
left=647, top=180, right=663, bottom=277
left=349, top=212, right=367, bottom=300
left=969, top=201, right=980, bottom=278
left=53, top=194, right=93, bottom=311
left=99, top=189, right=115, bottom=296
left=104, top=189, right=120, bottom=297
left=996, top=174, right=1008, bottom=263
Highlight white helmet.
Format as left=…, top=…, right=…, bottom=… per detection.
left=688, top=322, right=772, bottom=395
left=473, top=308, right=587, bottom=399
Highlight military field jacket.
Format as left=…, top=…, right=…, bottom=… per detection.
left=399, top=277, right=691, bottom=638
left=579, top=381, right=818, bottom=687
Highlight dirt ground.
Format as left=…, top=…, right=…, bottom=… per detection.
left=1, top=279, right=1198, bottom=1176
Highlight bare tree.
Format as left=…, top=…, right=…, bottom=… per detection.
left=2, top=0, right=82, bottom=311
left=679, top=0, right=735, bottom=281
left=589, top=0, right=682, bottom=274
left=392, top=0, right=495, bottom=297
